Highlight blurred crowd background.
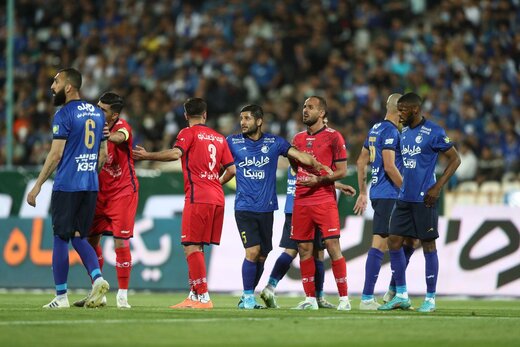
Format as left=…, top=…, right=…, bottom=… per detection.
left=1, top=0, right=519, bottom=187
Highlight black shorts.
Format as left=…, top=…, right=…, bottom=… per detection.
left=279, top=213, right=324, bottom=250
left=389, top=200, right=439, bottom=241
left=371, top=199, right=396, bottom=237
left=235, top=210, right=274, bottom=256
left=51, top=191, right=98, bottom=241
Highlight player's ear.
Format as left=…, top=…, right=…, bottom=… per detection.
left=256, top=117, right=263, bottom=127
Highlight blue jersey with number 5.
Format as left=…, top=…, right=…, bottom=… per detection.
left=363, top=120, right=402, bottom=200
left=51, top=100, right=105, bottom=192
left=227, top=133, right=291, bottom=212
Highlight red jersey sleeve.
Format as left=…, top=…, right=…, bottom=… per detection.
left=173, top=127, right=194, bottom=154
left=220, top=141, right=234, bottom=168
left=333, top=132, right=348, bottom=162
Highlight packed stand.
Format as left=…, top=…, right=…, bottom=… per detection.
left=0, top=0, right=519, bottom=187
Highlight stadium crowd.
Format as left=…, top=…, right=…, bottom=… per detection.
left=0, top=0, right=519, bottom=186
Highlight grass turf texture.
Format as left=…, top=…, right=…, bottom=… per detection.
left=1, top=293, right=519, bottom=347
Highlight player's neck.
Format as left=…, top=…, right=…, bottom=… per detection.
left=409, top=115, right=424, bottom=128
left=246, top=131, right=263, bottom=141
left=384, top=113, right=399, bottom=127
left=307, top=121, right=325, bottom=134
left=65, top=92, right=81, bottom=103
left=188, top=119, right=204, bottom=127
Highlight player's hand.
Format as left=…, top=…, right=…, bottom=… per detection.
left=353, top=193, right=367, bottom=215
left=424, top=185, right=441, bottom=207
left=132, top=145, right=148, bottom=160
left=27, top=185, right=40, bottom=207
left=316, top=162, right=333, bottom=176
left=298, top=173, right=320, bottom=187
left=336, top=183, right=356, bottom=196
left=103, top=122, right=110, bottom=140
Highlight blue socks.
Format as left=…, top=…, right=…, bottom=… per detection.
left=52, top=236, right=69, bottom=295
left=389, top=244, right=415, bottom=290
left=242, top=258, right=257, bottom=292
left=362, top=248, right=384, bottom=300
left=314, top=259, right=325, bottom=297
left=424, top=250, right=439, bottom=295
left=268, top=252, right=293, bottom=287
left=254, top=261, right=265, bottom=288
left=71, top=237, right=102, bottom=282
left=389, top=248, right=407, bottom=289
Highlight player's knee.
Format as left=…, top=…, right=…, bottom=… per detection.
left=421, top=240, right=436, bottom=253
left=245, top=246, right=261, bottom=261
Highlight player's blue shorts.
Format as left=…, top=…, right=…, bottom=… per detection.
left=51, top=191, right=98, bottom=241
left=235, top=210, right=274, bottom=256
left=371, top=199, right=396, bottom=236
left=279, top=213, right=324, bottom=250
left=389, top=200, right=439, bottom=241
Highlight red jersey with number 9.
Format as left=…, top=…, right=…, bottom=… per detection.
left=292, top=126, right=347, bottom=205
left=174, top=124, right=234, bottom=206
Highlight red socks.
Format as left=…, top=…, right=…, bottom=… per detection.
left=300, top=257, right=316, bottom=297
left=187, top=251, right=208, bottom=295
left=115, top=247, right=132, bottom=289
left=331, top=257, right=348, bottom=296
left=94, top=244, right=104, bottom=271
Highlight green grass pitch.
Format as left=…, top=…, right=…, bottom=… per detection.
left=1, top=292, right=519, bottom=347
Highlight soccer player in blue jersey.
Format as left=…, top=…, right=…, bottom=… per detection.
left=378, top=92, right=460, bottom=312
left=220, top=104, right=332, bottom=310
left=354, top=93, right=417, bottom=310
left=27, top=68, right=110, bottom=309
left=260, top=167, right=356, bottom=309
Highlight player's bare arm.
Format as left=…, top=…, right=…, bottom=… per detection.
left=132, top=146, right=182, bottom=161
left=299, top=160, right=347, bottom=187
left=219, top=164, right=236, bottom=185
left=108, top=129, right=128, bottom=145
left=335, top=182, right=356, bottom=196
left=354, top=147, right=369, bottom=215
left=287, top=147, right=333, bottom=175
left=382, top=149, right=403, bottom=188
left=424, top=147, right=461, bottom=207
left=27, top=139, right=66, bottom=207
left=97, top=139, right=108, bottom=171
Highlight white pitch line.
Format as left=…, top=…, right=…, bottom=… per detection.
left=0, top=315, right=518, bottom=326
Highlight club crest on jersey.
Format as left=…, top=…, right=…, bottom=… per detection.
left=261, top=145, right=269, bottom=153
left=306, top=140, right=313, bottom=148
left=415, top=135, right=423, bottom=144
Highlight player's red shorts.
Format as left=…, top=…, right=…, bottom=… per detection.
left=291, top=201, right=341, bottom=242
left=181, top=202, right=224, bottom=245
left=90, top=192, right=138, bottom=239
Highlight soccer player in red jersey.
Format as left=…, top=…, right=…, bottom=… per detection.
left=290, top=96, right=351, bottom=310
left=73, top=92, right=138, bottom=309
left=132, top=98, right=236, bottom=309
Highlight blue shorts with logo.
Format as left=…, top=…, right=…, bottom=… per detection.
left=235, top=210, right=274, bottom=256
left=389, top=200, right=439, bottom=241
left=371, top=199, right=396, bottom=236
left=51, top=191, right=98, bottom=241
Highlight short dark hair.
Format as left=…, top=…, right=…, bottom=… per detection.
left=184, top=97, right=207, bottom=117
left=240, top=104, right=263, bottom=119
left=99, top=92, right=124, bottom=113
left=59, top=68, right=82, bottom=90
left=398, top=92, right=422, bottom=106
left=309, top=95, right=328, bottom=115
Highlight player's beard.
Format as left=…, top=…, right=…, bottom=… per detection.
left=242, top=124, right=259, bottom=137
left=303, top=114, right=318, bottom=127
left=53, top=88, right=66, bottom=106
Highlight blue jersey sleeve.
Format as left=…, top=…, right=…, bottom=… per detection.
left=277, top=136, right=291, bottom=157
left=51, top=109, right=71, bottom=140
left=431, top=127, right=453, bottom=152
left=363, top=135, right=369, bottom=149
left=381, top=127, right=400, bottom=152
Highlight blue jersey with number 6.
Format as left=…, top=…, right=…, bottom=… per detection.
left=51, top=100, right=105, bottom=192
left=363, top=120, right=402, bottom=200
